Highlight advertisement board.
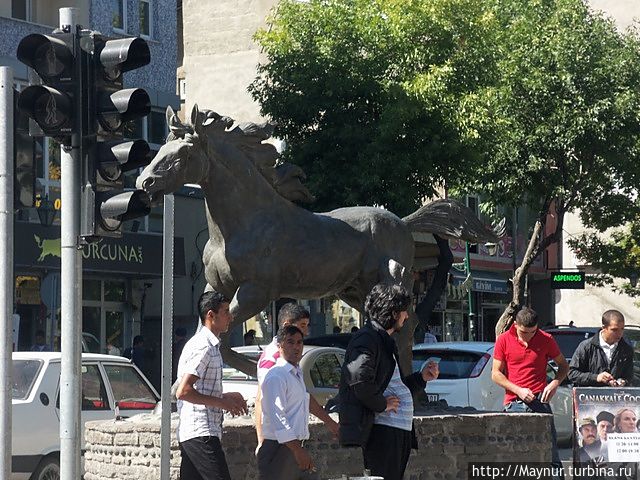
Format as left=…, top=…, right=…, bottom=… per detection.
left=573, top=387, right=639, bottom=478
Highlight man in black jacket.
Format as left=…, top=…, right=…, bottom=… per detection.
left=338, top=284, right=439, bottom=480
left=568, top=310, right=634, bottom=387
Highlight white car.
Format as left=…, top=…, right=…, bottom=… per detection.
left=222, top=345, right=345, bottom=406
left=412, top=342, right=572, bottom=444
left=12, top=352, right=160, bottom=480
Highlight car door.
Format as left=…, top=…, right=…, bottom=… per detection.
left=307, top=351, right=343, bottom=406
left=101, top=362, right=159, bottom=417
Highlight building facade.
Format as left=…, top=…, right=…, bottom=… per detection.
left=2, top=0, right=213, bottom=388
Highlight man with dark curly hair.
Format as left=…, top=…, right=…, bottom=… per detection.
left=338, top=283, right=439, bottom=480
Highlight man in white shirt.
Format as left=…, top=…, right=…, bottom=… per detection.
left=255, top=303, right=338, bottom=447
left=175, top=291, right=248, bottom=480
left=258, top=324, right=322, bottom=480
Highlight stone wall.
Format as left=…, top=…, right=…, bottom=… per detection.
left=84, top=412, right=552, bottom=479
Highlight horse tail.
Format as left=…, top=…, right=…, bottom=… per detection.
left=402, top=198, right=502, bottom=243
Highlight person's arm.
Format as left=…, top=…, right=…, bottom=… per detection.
left=568, top=341, right=603, bottom=386
left=255, top=386, right=264, bottom=445
left=540, top=354, right=568, bottom=403
left=491, top=357, right=534, bottom=403
left=284, top=439, right=315, bottom=471
left=347, top=338, right=389, bottom=413
left=176, top=373, right=247, bottom=414
left=308, top=395, right=339, bottom=438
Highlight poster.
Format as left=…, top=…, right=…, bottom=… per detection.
left=573, top=387, right=640, bottom=478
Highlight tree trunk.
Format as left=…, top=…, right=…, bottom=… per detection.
left=494, top=200, right=565, bottom=335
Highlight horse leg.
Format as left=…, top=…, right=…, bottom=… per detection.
left=220, top=282, right=273, bottom=376
left=378, top=258, right=416, bottom=373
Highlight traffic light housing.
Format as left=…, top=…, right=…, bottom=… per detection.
left=16, top=32, right=77, bottom=144
left=81, top=34, right=153, bottom=240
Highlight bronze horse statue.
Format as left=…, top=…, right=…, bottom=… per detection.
left=137, top=105, right=500, bottom=372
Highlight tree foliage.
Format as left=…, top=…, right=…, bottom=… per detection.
left=251, top=0, right=640, bottom=331
left=568, top=218, right=640, bottom=298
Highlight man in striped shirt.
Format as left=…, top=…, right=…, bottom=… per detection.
left=255, top=303, right=338, bottom=448
left=339, top=284, right=439, bottom=480
left=175, top=291, right=248, bottom=480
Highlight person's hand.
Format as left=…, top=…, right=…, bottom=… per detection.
left=517, top=387, right=535, bottom=403
left=421, top=361, right=439, bottom=382
left=608, top=378, right=626, bottom=387
left=385, top=395, right=400, bottom=413
left=325, top=417, right=339, bottom=439
left=220, top=392, right=248, bottom=416
left=597, top=372, right=614, bottom=384
left=292, top=446, right=314, bottom=471
left=540, top=381, right=558, bottom=403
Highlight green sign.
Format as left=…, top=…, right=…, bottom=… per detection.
left=550, top=271, right=585, bottom=289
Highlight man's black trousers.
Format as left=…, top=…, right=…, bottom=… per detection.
left=179, top=436, right=231, bottom=480
left=362, top=424, right=412, bottom=480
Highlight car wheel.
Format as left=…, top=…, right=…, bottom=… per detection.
left=31, top=455, right=60, bottom=480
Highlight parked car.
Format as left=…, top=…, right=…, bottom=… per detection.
left=412, top=341, right=573, bottom=445
left=545, top=324, right=640, bottom=384
left=12, top=352, right=160, bottom=480
left=222, top=345, right=345, bottom=406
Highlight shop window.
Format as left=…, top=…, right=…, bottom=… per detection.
left=104, top=281, right=126, bottom=302
left=83, top=280, right=102, bottom=301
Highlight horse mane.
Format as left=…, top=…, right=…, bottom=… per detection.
left=166, top=106, right=314, bottom=203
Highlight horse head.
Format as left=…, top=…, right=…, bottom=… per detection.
left=137, top=105, right=216, bottom=201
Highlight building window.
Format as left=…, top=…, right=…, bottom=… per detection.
left=110, top=0, right=126, bottom=33
left=140, top=0, right=152, bottom=38
left=12, top=0, right=30, bottom=21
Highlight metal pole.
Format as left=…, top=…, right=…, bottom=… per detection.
left=0, top=66, right=14, bottom=480
left=465, top=242, right=475, bottom=341
left=59, top=8, right=83, bottom=480
left=160, top=194, right=174, bottom=480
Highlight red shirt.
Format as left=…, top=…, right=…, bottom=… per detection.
left=494, top=324, right=561, bottom=404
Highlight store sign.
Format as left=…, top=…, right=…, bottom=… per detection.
left=16, top=222, right=186, bottom=276
left=551, top=271, right=585, bottom=289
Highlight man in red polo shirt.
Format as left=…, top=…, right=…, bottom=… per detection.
left=492, top=307, right=569, bottom=479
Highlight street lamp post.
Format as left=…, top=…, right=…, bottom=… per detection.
left=464, top=242, right=475, bottom=341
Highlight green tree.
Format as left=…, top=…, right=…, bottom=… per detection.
left=568, top=218, right=640, bottom=299
left=251, top=0, right=640, bottom=334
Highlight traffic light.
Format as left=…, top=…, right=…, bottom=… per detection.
left=16, top=32, right=77, bottom=144
left=81, top=34, right=153, bottom=240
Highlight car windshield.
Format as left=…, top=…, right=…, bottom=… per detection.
left=549, top=331, right=595, bottom=359
left=12, top=359, right=42, bottom=400
left=412, top=349, right=485, bottom=379
left=223, top=351, right=260, bottom=381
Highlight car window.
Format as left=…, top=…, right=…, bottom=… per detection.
left=103, top=364, right=157, bottom=410
left=56, top=364, right=109, bottom=410
left=412, top=349, right=484, bottom=379
left=223, top=364, right=257, bottom=381
left=549, top=331, right=595, bottom=359
left=310, top=353, right=341, bottom=388
left=11, top=359, right=42, bottom=400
